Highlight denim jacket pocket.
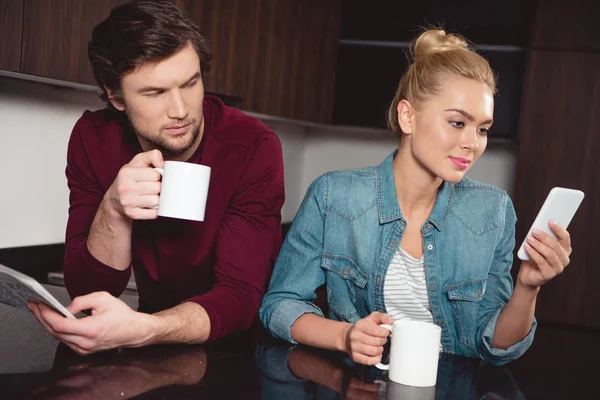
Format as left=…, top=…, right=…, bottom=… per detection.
left=321, top=253, right=369, bottom=321
left=447, top=278, right=487, bottom=349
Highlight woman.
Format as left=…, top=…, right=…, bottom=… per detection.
left=259, top=29, right=572, bottom=366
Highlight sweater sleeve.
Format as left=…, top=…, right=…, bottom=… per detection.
left=63, top=117, right=131, bottom=300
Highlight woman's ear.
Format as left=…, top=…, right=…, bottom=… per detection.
left=397, top=99, right=416, bottom=136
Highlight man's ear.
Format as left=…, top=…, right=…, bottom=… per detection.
left=105, top=86, right=125, bottom=111
left=397, top=99, right=416, bottom=136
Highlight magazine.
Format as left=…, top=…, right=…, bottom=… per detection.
left=0, top=263, right=75, bottom=319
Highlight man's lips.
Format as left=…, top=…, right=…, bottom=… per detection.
left=164, top=122, right=192, bottom=135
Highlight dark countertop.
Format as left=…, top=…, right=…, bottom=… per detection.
left=1, top=285, right=599, bottom=399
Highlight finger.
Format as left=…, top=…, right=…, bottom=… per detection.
left=137, top=181, right=162, bottom=195
left=356, top=320, right=392, bottom=338
left=351, top=353, right=383, bottom=366
left=30, top=303, right=59, bottom=336
left=64, top=342, right=92, bottom=356
left=365, top=311, right=394, bottom=325
left=126, top=181, right=161, bottom=196
left=27, top=301, right=39, bottom=314
left=349, top=330, right=388, bottom=347
left=129, top=149, right=164, bottom=168
left=531, top=229, right=569, bottom=267
left=32, top=305, right=88, bottom=347
left=67, top=292, right=113, bottom=315
left=39, top=303, right=92, bottom=337
left=350, top=342, right=385, bottom=357
left=133, top=195, right=160, bottom=208
left=121, top=166, right=162, bottom=183
left=524, top=244, right=558, bottom=280
left=527, top=236, right=563, bottom=273
left=548, top=220, right=571, bottom=251
left=128, top=208, right=159, bottom=220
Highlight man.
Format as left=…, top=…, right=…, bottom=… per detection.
left=29, top=0, right=284, bottom=355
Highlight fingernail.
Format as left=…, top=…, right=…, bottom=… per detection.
left=532, top=228, right=542, bottom=236
left=550, top=220, right=559, bottom=226
left=527, top=236, right=535, bottom=243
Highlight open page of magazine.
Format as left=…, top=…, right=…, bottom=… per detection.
left=0, top=264, right=75, bottom=319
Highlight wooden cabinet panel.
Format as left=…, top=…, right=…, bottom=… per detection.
left=532, top=0, right=600, bottom=51
left=184, top=0, right=342, bottom=123
left=0, top=0, right=24, bottom=72
left=514, top=51, right=600, bottom=328
left=11, top=0, right=340, bottom=122
left=21, top=0, right=129, bottom=84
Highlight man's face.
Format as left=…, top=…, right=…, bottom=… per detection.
left=109, top=43, right=204, bottom=158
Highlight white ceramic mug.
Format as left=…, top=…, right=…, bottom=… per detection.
left=154, top=161, right=210, bottom=222
left=376, top=320, right=441, bottom=387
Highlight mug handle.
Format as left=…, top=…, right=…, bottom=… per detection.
left=375, top=324, right=393, bottom=370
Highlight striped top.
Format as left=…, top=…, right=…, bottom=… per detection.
left=383, top=246, right=434, bottom=324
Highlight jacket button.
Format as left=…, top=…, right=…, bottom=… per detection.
left=427, top=244, right=433, bottom=250
left=400, top=220, right=406, bottom=225
left=437, top=320, right=444, bottom=327
left=343, top=268, right=350, bottom=275
left=426, top=223, right=432, bottom=229
left=389, top=240, right=396, bottom=248
left=429, top=285, right=436, bottom=291
left=477, top=290, right=483, bottom=298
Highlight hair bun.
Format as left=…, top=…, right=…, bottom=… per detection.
left=412, top=29, right=470, bottom=63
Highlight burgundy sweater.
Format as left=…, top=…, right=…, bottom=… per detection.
left=63, top=95, right=285, bottom=341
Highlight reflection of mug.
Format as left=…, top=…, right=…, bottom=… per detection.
left=386, top=381, right=436, bottom=400
left=376, top=320, right=441, bottom=387
left=154, top=161, right=211, bottom=222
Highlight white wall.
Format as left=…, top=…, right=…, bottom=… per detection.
left=0, top=76, right=516, bottom=248
left=0, top=77, right=104, bottom=248
left=260, top=120, right=307, bottom=223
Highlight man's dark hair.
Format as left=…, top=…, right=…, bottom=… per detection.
left=88, top=0, right=211, bottom=109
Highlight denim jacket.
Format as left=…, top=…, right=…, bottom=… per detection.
left=260, top=151, right=536, bottom=366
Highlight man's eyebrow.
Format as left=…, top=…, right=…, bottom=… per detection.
left=136, top=72, right=201, bottom=94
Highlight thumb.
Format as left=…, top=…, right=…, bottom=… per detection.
left=67, top=292, right=112, bottom=314
left=365, top=311, right=393, bottom=325
left=129, top=149, right=164, bottom=168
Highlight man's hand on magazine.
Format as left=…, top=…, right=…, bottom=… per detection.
left=28, top=291, right=157, bottom=355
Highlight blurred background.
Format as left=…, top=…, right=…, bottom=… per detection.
left=0, top=0, right=598, bottom=333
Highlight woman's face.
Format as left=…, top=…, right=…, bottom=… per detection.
left=399, top=75, right=494, bottom=183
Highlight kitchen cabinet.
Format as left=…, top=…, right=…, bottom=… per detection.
left=1, top=0, right=341, bottom=123
left=0, top=0, right=24, bottom=72
left=514, top=0, right=600, bottom=328
left=183, top=0, right=341, bottom=123
left=20, top=0, right=129, bottom=84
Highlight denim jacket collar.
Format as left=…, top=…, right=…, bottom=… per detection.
left=376, top=150, right=454, bottom=231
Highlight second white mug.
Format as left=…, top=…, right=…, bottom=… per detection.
left=376, top=319, right=441, bottom=387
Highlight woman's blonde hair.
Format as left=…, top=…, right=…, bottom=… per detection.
left=387, top=29, right=497, bottom=132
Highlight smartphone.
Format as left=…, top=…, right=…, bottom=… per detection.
left=517, top=187, right=585, bottom=261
